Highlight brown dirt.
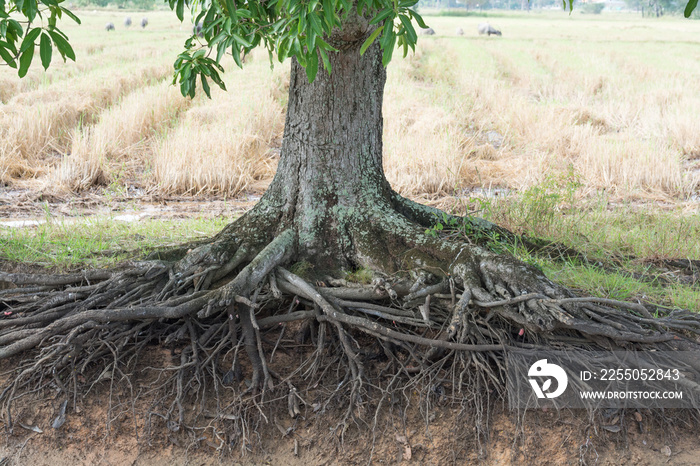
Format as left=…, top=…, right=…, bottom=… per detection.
left=2, top=346, right=700, bottom=466
left=0, top=188, right=259, bottom=225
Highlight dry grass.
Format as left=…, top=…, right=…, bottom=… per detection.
left=0, top=63, right=174, bottom=185
left=1, top=11, right=699, bottom=203
left=55, top=81, right=191, bottom=191
left=382, top=14, right=700, bottom=201
left=150, top=50, right=285, bottom=196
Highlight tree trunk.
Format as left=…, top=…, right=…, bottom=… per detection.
left=254, top=39, right=393, bottom=270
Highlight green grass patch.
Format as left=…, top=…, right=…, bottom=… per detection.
left=0, top=215, right=229, bottom=271
left=457, top=176, right=700, bottom=312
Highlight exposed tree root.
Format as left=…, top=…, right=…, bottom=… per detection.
left=1, top=200, right=699, bottom=455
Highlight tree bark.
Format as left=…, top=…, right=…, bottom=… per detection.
left=256, top=38, right=392, bottom=270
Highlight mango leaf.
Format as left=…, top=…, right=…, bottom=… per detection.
left=232, top=33, right=252, bottom=48
left=59, top=7, right=80, bottom=24
left=176, top=0, right=185, bottom=21
left=381, top=30, right=395, bottom=66
left=685, top=0, right=698, bottom=17
left=0, top=43, right=17, bottom=68
left=360, top=25, right=383, bottom=56
left=408, top=9, right=426, bottom=29
left=48, top=29, right=75, bottom=61
left=200, top=74, right=211, bottom=98
left=19, top=27, right=41, bottom=54
left=369, top=8, right=394, bottom=25
left=319, top=47, right=331, bottom=74
left=231, top=43, right=243, bottom=67
left=23, top=0, right=38, bottom=23
left=398, top=14, right=416, bottom=44
left=18, top=41, right=34, bottom=77
left=39, top=32, right=52, bottom=69
left=305, top=48, right=318, bottom=82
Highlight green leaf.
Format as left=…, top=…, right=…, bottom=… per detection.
left=409, top=9, right=427, bottom=29
left=59, top=6, right=81, bottom=24
left=306, top=27, right=316, bottom=51
left=292, top=36, right=302, bottom=57
left=225, top=0, right=237, bottom=19
left=232, top=33, right=252, bottom=48
left=360, top=25, right=383, bottom=56
left=39, top=32, right=51, bottom=70
left=277, top=37, right=290, bottom=62
left=315, top=37, right=337, bottom=52
left=8, top=20, right=25, bottom=40
left=19, top=27, right=41, bottom=54
left=0, top=38, right=17, bottom=55
left=200, top=74, right=211, bottom=98
left=18, top=42, right=34, bottom=77
left=231, top=44, right=243, bottom=67
left=0, top=43, right=17, bottom=68
left=685, top=0, right=698, bottom=17
left=23, top=0, right=38, bottom=23
left=398, top=14, right=416, bottom=44
left=305, top=48, right=318, bottom=82
left=369, top=8, right=394, bottom=26
left=308, top=12, right=323, bottom=36
left=380, top=26, right=395, bottom=66
left=48, top=29, right=75, bottom=61
left=319, top=47, right=331, bottom=74
left=216, top=39, right=229, bottom=62
left=322, top=0, right=335, bottom=29
left=176, top=0, right=184, bottom=21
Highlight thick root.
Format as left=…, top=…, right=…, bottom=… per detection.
left=1, top=199, right=700, bottom=453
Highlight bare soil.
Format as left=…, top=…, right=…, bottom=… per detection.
left=0, top=189, right=259, bottom=226
left=2, top=336, right=700, bottom=465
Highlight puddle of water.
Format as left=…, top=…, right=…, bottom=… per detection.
left=0, top=219, right=45, bottom=228
left=113, top=213, right=148, bottom=222
left=464, top=187, right=513, bottom=198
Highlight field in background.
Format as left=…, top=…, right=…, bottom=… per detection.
left=1, top=11, right=700, bottom=201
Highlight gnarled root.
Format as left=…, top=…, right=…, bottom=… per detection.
left=1, top=200, right=700, bottom=454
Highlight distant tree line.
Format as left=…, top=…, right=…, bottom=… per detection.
left=417, top=0, right=561, bottom=10
left=624, top=0, right=695, bottom=17
left=418, top=0, right=697, bottom=16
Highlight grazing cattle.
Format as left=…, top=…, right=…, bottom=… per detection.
left=419, top=27, right=435, bottom=35
left=477, top=22, right=501, bottom=36
left=193, top=21, right=204, bottom=37
left=105, top=22, right=115, bottom=32
left=124, top=17, right=132, bottom=27
left=141, top=17, right=148, bottom=28
left=456, top=27, right=464, bottom=36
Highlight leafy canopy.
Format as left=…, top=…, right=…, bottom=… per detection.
left=171, top=0, right=429, bottom=97
left=1, top=0, right=698, bottom=97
